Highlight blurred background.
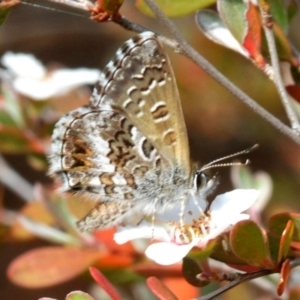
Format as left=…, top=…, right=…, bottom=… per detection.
left=0, top=0, right=300, bottom=299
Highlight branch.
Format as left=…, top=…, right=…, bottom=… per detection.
left=143, top=0, right=300, bottom=146
left=258, top=1, right=300, bottom=133
left=196, top=257, right=300, bottom=300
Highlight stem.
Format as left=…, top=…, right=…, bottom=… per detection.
left=258, top=1, right=300, bottom=132
left=144, top=0, right=300, bottom=146
left=194, top=269, right=274, bottom=300
left=46, top=0, right=92, bottom=10
left=113, top=16, right=149, bottom=33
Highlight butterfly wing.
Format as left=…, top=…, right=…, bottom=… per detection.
left=50, top=106, right=160, bottom=197
left=49, top=32, right=191, bottom=230
left=49, top=106, right=164, bottom=230
left=90, top=32, right=191, bottom=176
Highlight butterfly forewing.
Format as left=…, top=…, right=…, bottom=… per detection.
left=91, top=32, right=190, bottom=175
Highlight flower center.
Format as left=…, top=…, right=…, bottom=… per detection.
left=169, top=211, right=213, bottom=244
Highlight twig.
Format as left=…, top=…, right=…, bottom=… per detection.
left=258, top=1, right=300, bottom=133
left=46, top=0, right=92, bottom=10
left=194, top=269, right=274, bottom=300
left=195, top=257, right=300, bottom=300
left=143, top=0, right=300, bottom=146
left=113, top=16, right=149, bottom=33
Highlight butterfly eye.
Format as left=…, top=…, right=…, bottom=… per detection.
left=196, top=172, right=209, bottom=190
left=194, top=171, right=218, bottom=198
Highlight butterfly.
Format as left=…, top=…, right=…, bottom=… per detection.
left=49, top=31, right=214, bottom=231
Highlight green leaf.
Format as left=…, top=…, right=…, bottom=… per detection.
left=278, top=220, right=294, bottom=262
left=0, top=109, right=19, bottom=126
left=182, top=257, right=209, bottom=287
left=66, top=291, right=95, bottom=300
left=217, top=0, right=248, bottom=45
left=286, top=0, right=298, bottom=21
left=1, top=86, right=25, bottom=127
left=136, top=0, right=216, bottom=18
left=0, top=0, right=19, bottom=26
left=230, top=220, right=274, bottom=268
left=269, top=212, right=300, bottom=242
left=210, top=235, right=248, bottom=265
left=269, top=21, right=294, bottom=62
left=270, top=0, right=289, bottom=33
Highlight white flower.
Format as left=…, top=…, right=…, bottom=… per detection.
left=1, top=52, right=100, bottom=100
left=114, top=189, right=259, bottom=265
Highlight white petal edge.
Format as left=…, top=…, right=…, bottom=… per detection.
left=211, top=189, right=259, bottom=216
left=145, top=241, right=196, bottom=265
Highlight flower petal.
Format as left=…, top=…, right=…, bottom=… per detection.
left=156, top=195, right=207, bottom=223
left=114, top=223, right=170, bottom=245
left=145, top=241, right=196, bottom=265
left=13, top=68, right=100, bottom=100
left=211, top=189, right=259, bottom=215
left=1, top=52, right=45, bottom=78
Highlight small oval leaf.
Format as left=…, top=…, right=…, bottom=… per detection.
left=230, top=220, right=273, bottom=268
left=7, top=246, right=101, bottom=288
left=147, top=276, right=178, bottom=300
left=278, top=220, right=294, bottom=262
left=277, top=259, right=291, bottom=296
left=66, top=291, right=95, bottom=300
left=89, top=267, right=121, bottom=300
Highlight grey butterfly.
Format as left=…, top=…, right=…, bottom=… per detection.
left=49, top=31, right=213, bottom=231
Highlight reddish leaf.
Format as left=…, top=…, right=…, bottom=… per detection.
left=162, top=277, right=199, bottom=299
left=7, top=246, right=101, bottom=288
left=243, top=2, right=265, bottom=67
left=286, top=85, right=300, bottom=104
left=230, top=220, right=274, bottom=268
left=96, top=253, right=134, bottom=269
left=147, top=276, right=178, bottom=300
left=277, top=259, right=291, bottom=296
left=89, top=267, right=121, bottom=300
left=291, top=241, right=300, bottom=251
left=278, top=220, right=294, bottom=262
left=133, top=262, right=182, bottom=277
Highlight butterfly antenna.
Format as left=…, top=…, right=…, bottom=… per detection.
left=200, top=144, right=258, bottom=172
